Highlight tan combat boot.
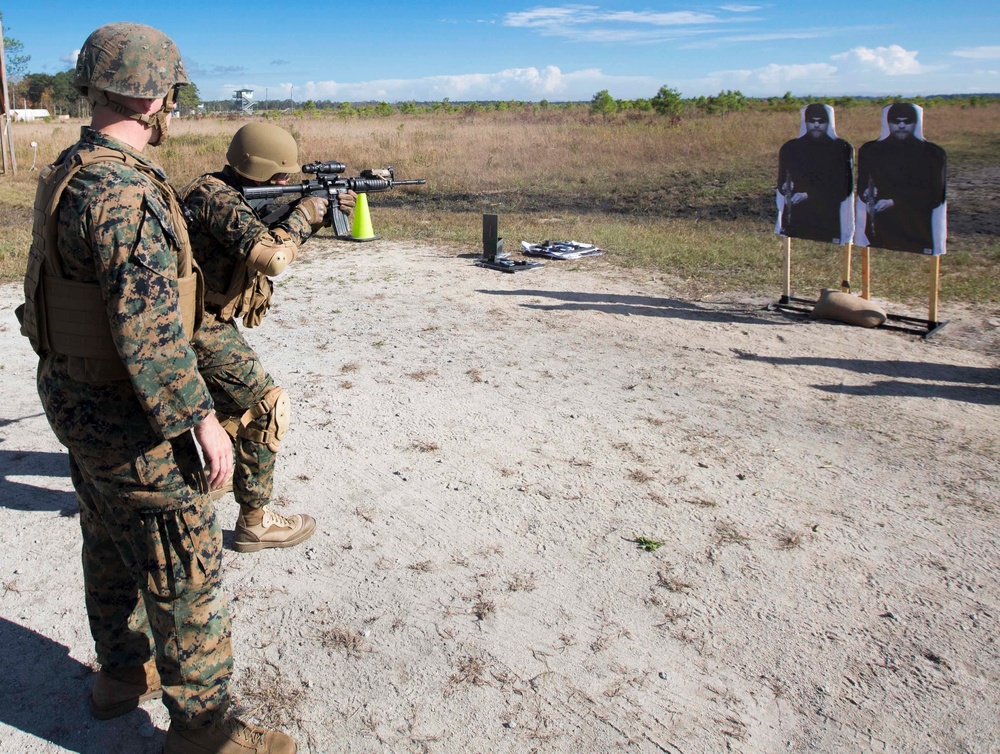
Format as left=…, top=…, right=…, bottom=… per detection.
left=90, top=658, right=162, bottom=719
left=233, top=506, right=316, bottom=553
left=162, top=712, right=296, bottom=753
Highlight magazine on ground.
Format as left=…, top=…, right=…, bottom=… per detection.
left=476, top=252, right=544, bottom=273
left=521, top=240, right=604, bottom=260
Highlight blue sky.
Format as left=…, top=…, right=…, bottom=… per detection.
left=4, top=2, right=999, bottom=103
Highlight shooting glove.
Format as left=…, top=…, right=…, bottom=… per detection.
left=295, top=196, right=329, bottom=231
left=337, top=190, right=358, bottom=219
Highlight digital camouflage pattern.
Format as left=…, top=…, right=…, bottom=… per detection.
left=182, top=167, right=312, bottom=298
left=33, top=126, right=232, bottom=727
left=73, top=22, right=189, bottom=99
left=72, top=441, right=232, bottom=728
left=196, top=316, right=279, bottom=508
left=39, top=128, right=211, bottom=442
left=182, top=168, right=314, bottom=510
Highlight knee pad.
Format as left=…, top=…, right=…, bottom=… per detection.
left=224, top=386, right=291, bottom=453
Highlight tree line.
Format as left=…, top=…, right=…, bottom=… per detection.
left=9, top=69, right=995, bottom=122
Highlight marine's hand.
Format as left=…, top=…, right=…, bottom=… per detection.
left=337, top=190, right=358, bottom=218
left=194, top=412, right=234, bottom=491
left=874, top=198, right=894, bottom=213
left=296, top=196, right=329, bottom=230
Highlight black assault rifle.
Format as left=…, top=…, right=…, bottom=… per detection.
left=779, top=169, right=794, bottom=234
left=864, top=175, right=878, bottom=241
left=241, top=161, right=426, bottom=236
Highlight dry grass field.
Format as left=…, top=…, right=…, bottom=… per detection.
left=2, top=103, right=999, bottom=303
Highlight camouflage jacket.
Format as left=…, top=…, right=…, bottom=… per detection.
left=42, top=127, right=213, bottom=441
left=182, top=166, right=313, bottom=316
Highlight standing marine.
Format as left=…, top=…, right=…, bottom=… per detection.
left=18, top=21, right=296, bottom=754
left=180, top=123, right=356, bottom=554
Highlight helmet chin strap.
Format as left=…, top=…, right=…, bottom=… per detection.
left=89, top=87, right=178, bottom=146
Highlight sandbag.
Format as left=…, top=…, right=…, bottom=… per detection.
left=809, top=288, right=887, bottom=328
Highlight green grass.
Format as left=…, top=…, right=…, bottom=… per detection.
left=631, top=535, right=666, bottom=553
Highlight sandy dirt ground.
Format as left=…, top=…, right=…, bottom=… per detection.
left=1, top=240, right=998, bottom=754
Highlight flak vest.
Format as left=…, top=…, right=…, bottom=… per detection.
left=182, top=172, right=275, bottom=328
left=20, top=144, right=202, bottom=382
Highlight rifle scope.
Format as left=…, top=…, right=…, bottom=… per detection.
left=302, top=161, right=346, bottom=174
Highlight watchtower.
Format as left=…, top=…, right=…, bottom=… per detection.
left=234, top=89, right=255, bottom=115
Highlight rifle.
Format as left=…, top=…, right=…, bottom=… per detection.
left=864, top=175, right=878, bottom=240
left=780, top=170, right=794, bottom=233
left=242, top=161, right=426, bottom=236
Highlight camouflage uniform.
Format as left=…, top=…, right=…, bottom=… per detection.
left=182, top=166, right=315, bottom=510
left=33, top=127, right=233, bottom=729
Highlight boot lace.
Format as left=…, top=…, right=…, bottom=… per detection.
left=263, top=507, right=295, bottom=529
left=225, top=716, right=266, bottom=747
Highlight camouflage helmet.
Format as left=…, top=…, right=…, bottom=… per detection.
left=73, top=22, right=189, bottom=99
left=227, top=123, right=301, bottom=182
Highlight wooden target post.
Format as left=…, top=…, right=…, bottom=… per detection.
left=774, top=236, right=854, bottom=313
left=861, top=245, right=870, bottom=300
left=775, top=236, right=816, bottom=312
left=840, top=242, right=853, bottom=292
left=782, top=235, right=791, bottom=301
left=859, top=246, right=946, bottom=337
left=928, top=256, right=940, bottom=324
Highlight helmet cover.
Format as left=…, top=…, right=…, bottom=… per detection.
left=74, top=22, right=188, bottom=99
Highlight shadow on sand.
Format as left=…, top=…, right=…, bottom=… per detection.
left=0, top=617, right=163, bottom=753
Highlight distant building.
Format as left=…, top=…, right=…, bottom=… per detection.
left=11, top=109, right=51, bottom=122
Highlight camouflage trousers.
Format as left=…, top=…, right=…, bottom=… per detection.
left=193, top=314, right=278, bottom=510
left=71, top=433, right=233, bottom=730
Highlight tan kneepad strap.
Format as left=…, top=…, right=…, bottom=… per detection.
left=217, top=414, right=242, bottom=440
left=235, top=386, right=291, bottom=452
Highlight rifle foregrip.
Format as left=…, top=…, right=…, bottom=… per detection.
left=345, top=178, right=394, bottom=192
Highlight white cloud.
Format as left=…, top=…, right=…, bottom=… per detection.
left=708, top=62, right=838, bottom=93
left=719, top=4, right=761, bottom=11
left=952, top=46, right=1000, bottom=60
left=831, top=45, right=924, bottom=76
left=61, top=49, right=79, bottom=67
left=682, top=28, right=829, bottom=48
left=504, top=6, right=718, bottom=29
left=688, top=44, right=960, bottom=97
left=752, top=62, right=838, bottom=87
left=260, top=66, right=654, bottom=103
left=502, top=5, right=722, bottom=42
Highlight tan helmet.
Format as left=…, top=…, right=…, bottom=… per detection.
left=227, top=123, right=301, bottom=182
left=73, top=22, right=189, bottom=99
